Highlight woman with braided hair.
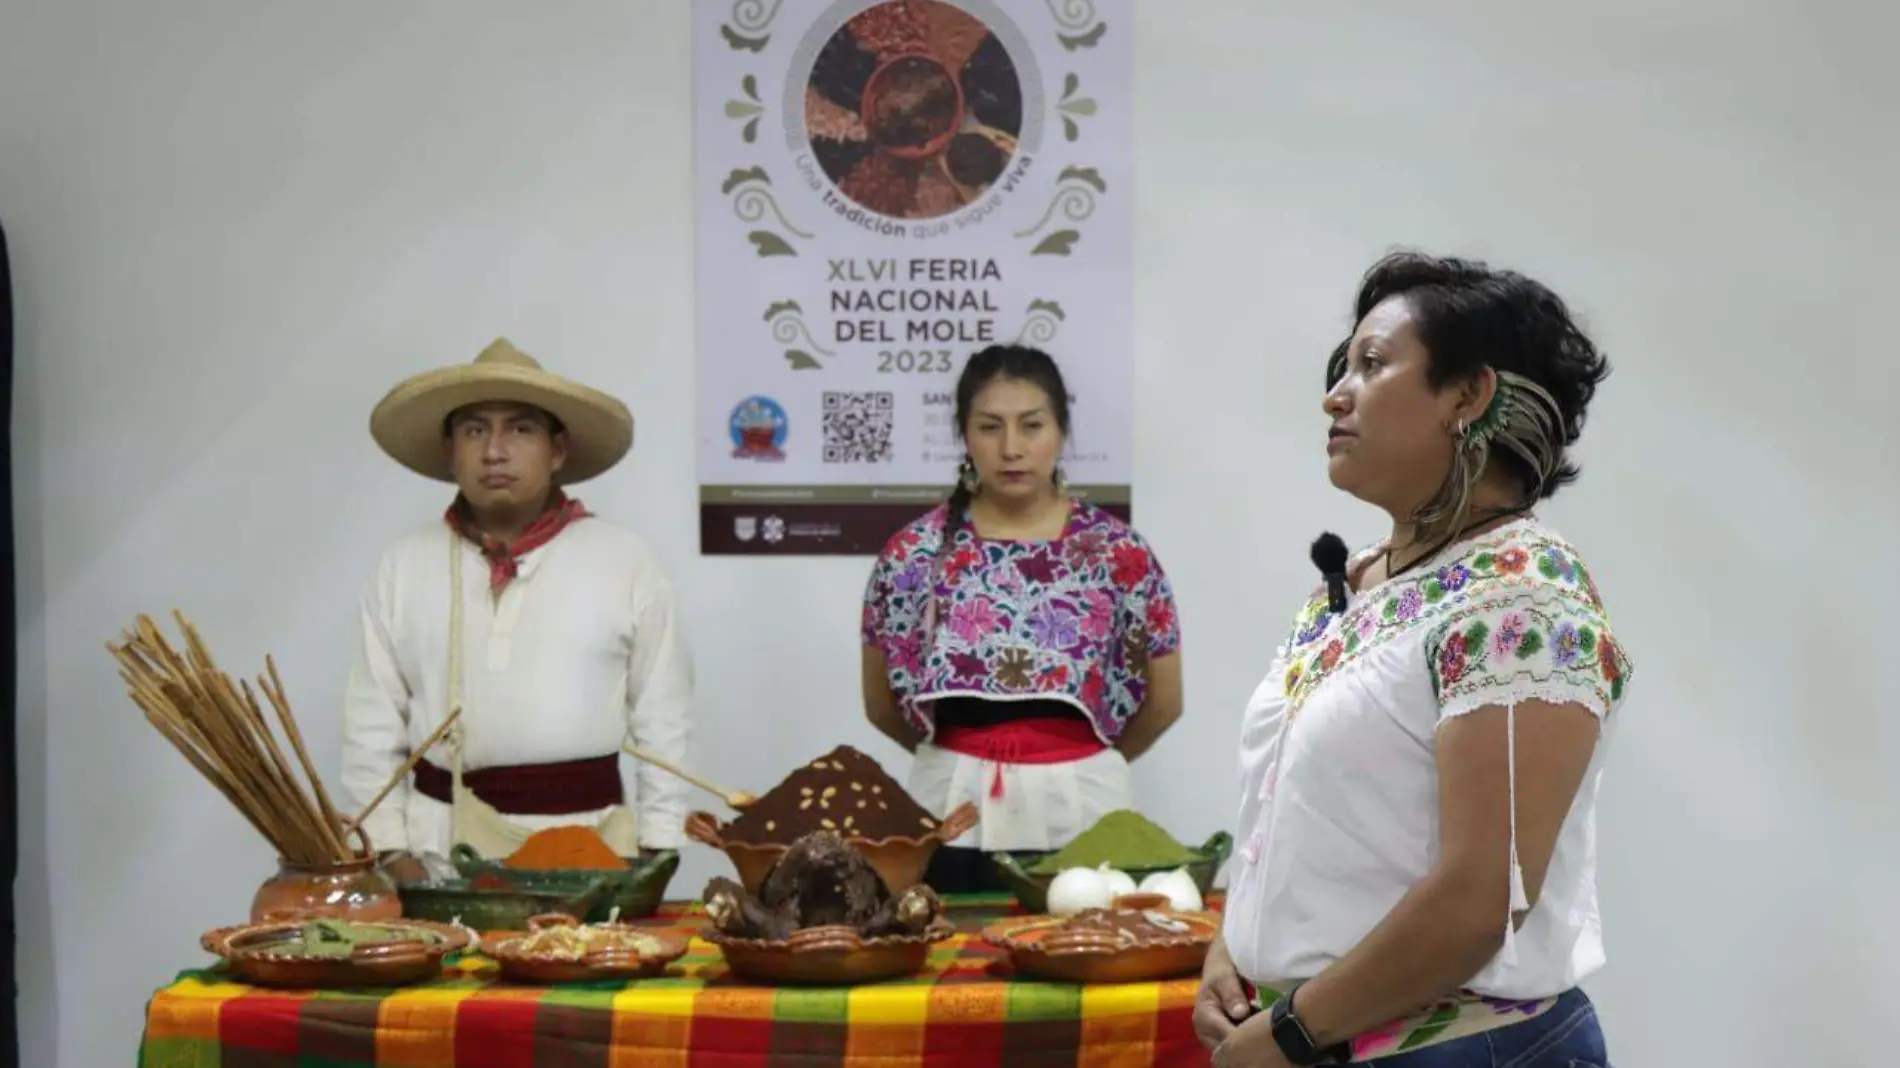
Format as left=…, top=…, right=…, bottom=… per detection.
left=1201, top=253, right=1630, bottom=1067
left=860, top=345, right=1184, bottom=894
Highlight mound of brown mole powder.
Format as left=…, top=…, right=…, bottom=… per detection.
left=723, top=745, right=941, bottom=846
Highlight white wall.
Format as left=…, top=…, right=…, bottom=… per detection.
left=5, top=2, right=1895, bottom=1065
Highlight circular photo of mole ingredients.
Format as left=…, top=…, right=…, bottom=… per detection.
left=805, top=0, right=1023, bottom=220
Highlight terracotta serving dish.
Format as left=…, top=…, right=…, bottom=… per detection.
left=990, top=830, right=1234, bottom=914
left=982, top=906, right=1220, bottom=984
left=201, top=918, right=470, bottom=989
left=705, top=920, right=956, bottom=986
left=480, top=913, right=689, bottom=984
left=687, top=802, right=977, bottom=897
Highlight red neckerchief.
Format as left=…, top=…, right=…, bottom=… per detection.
left=444, top=491, right=592, bottom=592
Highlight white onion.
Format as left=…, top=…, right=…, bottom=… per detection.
left=1136, top=867, right=1203, bottom=911
left=1098, top=864, right=1138, bottom=899
left=1046, top=866, right=1115, bottom=916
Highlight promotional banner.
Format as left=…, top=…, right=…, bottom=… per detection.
left=695, top=0, right=1133, bottom=555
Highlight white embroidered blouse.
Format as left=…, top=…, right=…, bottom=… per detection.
left=1222, top=519, right=1633, bottom=1000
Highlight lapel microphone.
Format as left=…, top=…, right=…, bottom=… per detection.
left=1311, top=533, right=1350, bottom=613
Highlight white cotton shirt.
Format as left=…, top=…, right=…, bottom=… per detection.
left=339, top=517, right=695, bottom=871
left=1222, top=519, right=1632, bottom=1000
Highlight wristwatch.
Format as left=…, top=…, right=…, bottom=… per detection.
left=1269, top=982, right=1350, bottom=1065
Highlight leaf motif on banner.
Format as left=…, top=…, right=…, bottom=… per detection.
left=1058, top=23, right=1108, bottom=51
left=725, top=168, right=811, bottom=254
left=726, top=76, right=765, bottom=143
left=730, top=0, right=783, bottom=32
left=1043, top=0, right=1107, bottom=50
left=1014, top=166, right=1103, bottom=249
left=1043, top=0, right=1099, bottom=32
left=1015, top=299, right=1069, bottom=345
left=1058, top=166, right=1108, bottom=192
left=720, top=25, right=770, bottom=52
left=721, top=167, right=771, bottom=196
left=765, top=300, right=835, bottom=358
left=722, top=0, right=784, bottom=51
left=1031, top=231, right=1081, bottom=256
left=1058, top=73, right=1098, bottom=142
left=748, top=231, right=797, bottom=257
left=784, top=350, right=823, bottom=371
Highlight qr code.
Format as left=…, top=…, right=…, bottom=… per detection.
left=822, top=391, right=895, bottom=463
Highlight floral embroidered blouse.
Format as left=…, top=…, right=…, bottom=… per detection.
left=1223, top=518, right=1633, bottom=1002
left=861, top=499, right=1181, bottom=745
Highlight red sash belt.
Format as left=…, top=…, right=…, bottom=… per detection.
left=413, top=754, right=623, bottom=815
left=934, top=716, right=1106, bottom=799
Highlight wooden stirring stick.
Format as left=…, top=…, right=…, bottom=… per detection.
left=346, top=707, right=463, bottom=835
left=622, top=744, right=756, bottom=810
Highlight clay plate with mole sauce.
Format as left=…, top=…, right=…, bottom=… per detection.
left=705, top=919, right=957, bottom=986
left=201, top=918, right=470, bottom=989
left=982, top=894, right=1220, bottom=984
left=480, top=913, right=689, bottom=984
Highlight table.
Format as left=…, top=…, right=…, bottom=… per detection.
left=141, top=896, right=1215, bottom=1068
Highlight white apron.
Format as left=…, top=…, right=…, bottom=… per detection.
left=906, top=742, right=1131, bottom=852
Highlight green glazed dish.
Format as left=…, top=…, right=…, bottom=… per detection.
left=989, top=831, right=1233, bottom=914
left=395, top=875, right=613, bottom=932
left=446, top=843, right=681, bottom=922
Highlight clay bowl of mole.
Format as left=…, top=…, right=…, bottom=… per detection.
left=706, top=920, right=957, bottom=986
left=859, top=53, right=964, bottom=160
left=686, top=801, right=979, bottom=897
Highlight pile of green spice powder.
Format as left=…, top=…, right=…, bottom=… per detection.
left=1029, top=810, right=1199, bottom=875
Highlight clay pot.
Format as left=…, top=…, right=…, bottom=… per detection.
left=250, top=854, right=401, bottom=924
left=687, top=801, right=979, bottom=898
left=860, top=54, right=965, bottom=160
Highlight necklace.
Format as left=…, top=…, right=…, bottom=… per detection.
left=1381, top=506, right=1533, bottom=581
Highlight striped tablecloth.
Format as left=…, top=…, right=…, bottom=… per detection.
left=141, top=896, right=1215, bottom=1068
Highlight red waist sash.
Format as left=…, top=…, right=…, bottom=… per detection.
left=933, top=716, right=1107, bottom=799
left=413, top=754, right=623, bottom=816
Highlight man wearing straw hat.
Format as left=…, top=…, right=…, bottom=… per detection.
left=339, top=337, right=694, bottom=882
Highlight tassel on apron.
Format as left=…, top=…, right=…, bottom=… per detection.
left=442, top=534, right=640, bottom=860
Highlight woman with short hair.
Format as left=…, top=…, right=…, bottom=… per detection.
left=1202, top=253, right=1630, bottom=1067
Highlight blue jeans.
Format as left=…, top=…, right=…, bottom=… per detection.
left=1366, top=988, right=1609, bottom=1067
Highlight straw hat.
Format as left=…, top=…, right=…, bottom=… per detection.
left=369, top=338, right=634, bottom=485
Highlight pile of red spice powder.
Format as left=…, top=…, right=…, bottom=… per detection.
left=722, top=745, right=941, bottom=846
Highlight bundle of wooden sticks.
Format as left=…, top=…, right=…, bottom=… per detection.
left=107, top=611, right=360, bottom=865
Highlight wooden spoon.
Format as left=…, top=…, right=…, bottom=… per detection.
left=345, top=707, right=462, bottom=835
left=622, top=744, right=757, bottom=810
